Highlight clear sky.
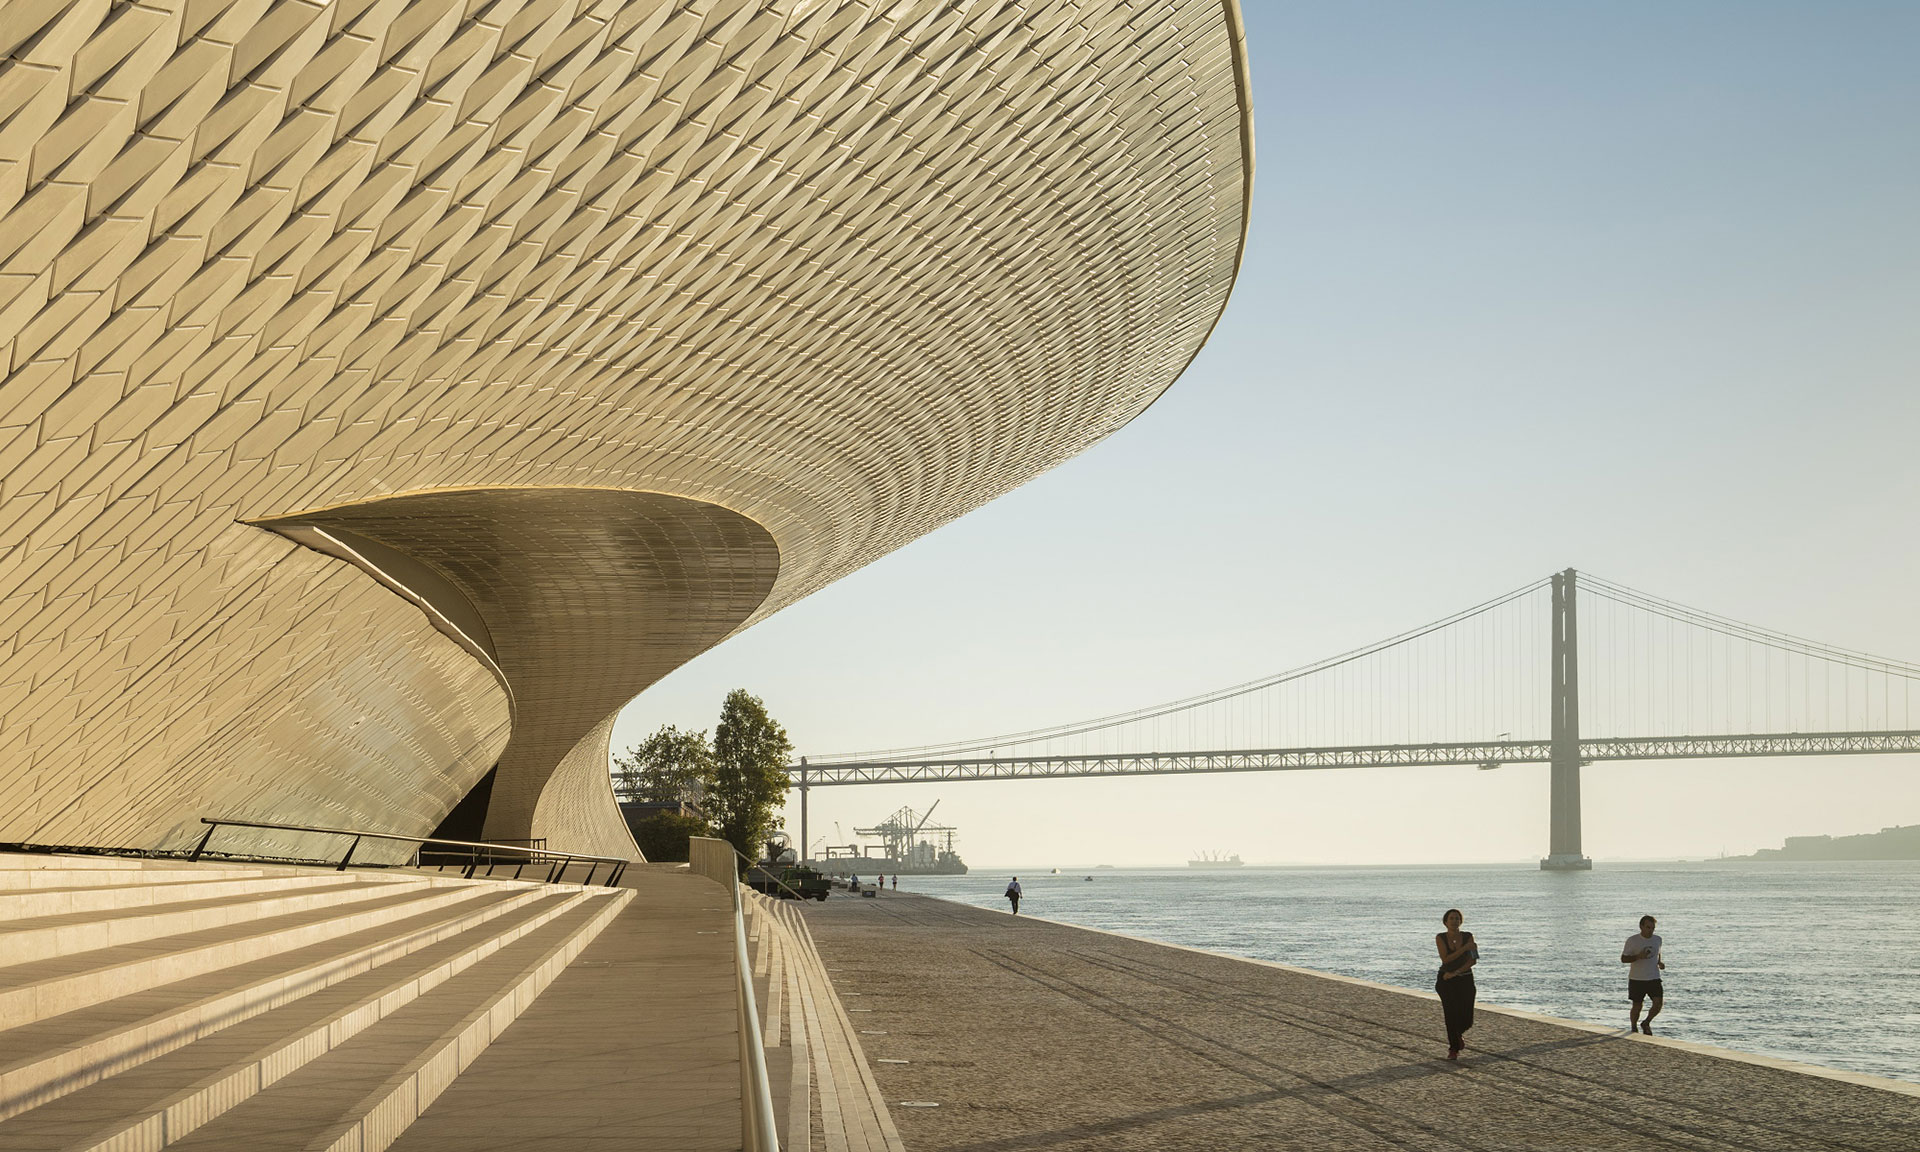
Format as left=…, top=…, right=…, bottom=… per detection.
left=613, top=1, right=1920, bottom=867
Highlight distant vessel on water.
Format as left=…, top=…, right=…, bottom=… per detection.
left=1188, top=851, right=1243, bottom=869
left=810, top=802, right=968, bottom=875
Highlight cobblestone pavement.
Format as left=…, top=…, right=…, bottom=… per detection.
left=804, top=892, right=1920, bottom=1152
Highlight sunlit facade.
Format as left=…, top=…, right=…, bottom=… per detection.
left=0, top=0, right=1251, bottom=859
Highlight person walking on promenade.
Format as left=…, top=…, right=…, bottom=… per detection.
left=1435, top=908, right=1478, bottom=1060
left=891, top=875, right=897, bottom=889
left=875, top=872, right=884, bottom=892
left=1622, top=915, right=1665, bottom=1034
left=1005, top=877, right=1022, bottom=915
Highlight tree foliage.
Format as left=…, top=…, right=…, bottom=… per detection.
left=629, top=811, right=708, bottom=862
left=708, top=689, right=793, bottom=858
left=612, top=725, right=714, bottom=806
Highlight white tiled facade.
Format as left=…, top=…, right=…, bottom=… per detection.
left=0, top=0, right=1251, bottom=858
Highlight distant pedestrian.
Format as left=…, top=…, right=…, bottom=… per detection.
left=1622, top=915, right=1665, bottom=1034
left=1005, top=877, right=1022, bottom=915
left=1434, top=908, right=1478, bottom=1060
left=876, top=872, right=884, bottom=892
left=891, top=875, right=898, bottom=889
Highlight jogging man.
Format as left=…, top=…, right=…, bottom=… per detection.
left=1621, top=915, right=1665, bottom=1034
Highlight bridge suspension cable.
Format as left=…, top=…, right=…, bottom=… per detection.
left=1577, top=572, right=1920, bottom=739
left=811, top=576, right=1552, bottom=763
left=1579, top=573, right=1920, bottom=675
left=804, top=569, right=1920, bottom=767
left=790, top=568, right=1920, bottom=869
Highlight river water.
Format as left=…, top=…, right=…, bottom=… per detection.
left=890, top=860, right=1920, bottom=1084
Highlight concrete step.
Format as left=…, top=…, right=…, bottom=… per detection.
left=762, top=893, right=903, bottom=1152
left=0, top=869, right=277, bottom=890
left=0, top=856, right=242, bottom=874
left=0, top=885, right=550, bottom=1119
left=155, top=890, right=629, bottom=1152
left=0, top=890, right=606, bottom=1151
left=0, top=873, right=369, bottom=922
left=0, top=877, right=428, bottom=969
left=0, top=881, right=491, bottom=1032
left=747, top=894, right=806, bottom=1152
left=378, top=870, right=732, bottom=1152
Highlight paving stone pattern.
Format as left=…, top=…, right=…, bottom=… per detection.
left=805, top=892, right=1920, bottom=1152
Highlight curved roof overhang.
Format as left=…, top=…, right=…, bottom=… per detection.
left=0, top=0, right=1255, bottom=856
left=258, top=489, right=781, bottom=857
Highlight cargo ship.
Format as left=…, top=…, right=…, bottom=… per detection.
left=1188, top=851, right=1243, bottom=868
left=810, top=802, right=968, bottom=876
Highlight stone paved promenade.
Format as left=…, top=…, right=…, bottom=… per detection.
left=805, top=892, right=1920, bottom=1152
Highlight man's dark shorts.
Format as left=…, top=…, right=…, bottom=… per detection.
left=1628, top=978, right=1664, bottom=1003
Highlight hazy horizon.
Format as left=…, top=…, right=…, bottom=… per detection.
left=614, top=2, right=1920, bottom=868
left=849, top=835, right=1916, bottom=872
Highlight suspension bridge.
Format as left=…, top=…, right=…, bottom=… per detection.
left=788, top=570, right=1920, bottom=869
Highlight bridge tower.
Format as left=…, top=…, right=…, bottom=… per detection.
left=1541, top=568, right=1594, bottom=870
left=797, top=758, right=810, bottom=863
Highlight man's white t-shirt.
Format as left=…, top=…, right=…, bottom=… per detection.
left=1624, top=933, right=1662, bottom=981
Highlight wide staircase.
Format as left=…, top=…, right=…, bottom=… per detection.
left=0, top=851, right=629, bottom=1152
left=746, top=889, right=904, bottom=1152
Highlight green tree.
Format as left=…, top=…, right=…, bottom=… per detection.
left=629, top=810, right=708, bottom=862
left=612, top=725, right=714, bottom=806
left=709, top=689, right=793, bottom=858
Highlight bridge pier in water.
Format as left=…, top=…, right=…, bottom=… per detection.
left=1542, top=568, right=1593, bottom=870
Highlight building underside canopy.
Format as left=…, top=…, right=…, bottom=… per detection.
left=260, top=488, right=780, bottom=858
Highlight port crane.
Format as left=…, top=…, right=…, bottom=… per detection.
left=854, top=803, right=959, bottom=866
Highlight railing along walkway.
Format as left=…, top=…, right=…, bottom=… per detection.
left=190, top=817, right=630, bottom=886
left=689, top=838, right=785, bottom=1152
left=747, top=892, right=809, bottom=1152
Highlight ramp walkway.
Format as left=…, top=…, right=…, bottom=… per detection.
left=384, top=864, right=742, bottom=1151
left=807, top=891, right=1920, bottom=1152
left=383, top=861, right=903, bottom=1152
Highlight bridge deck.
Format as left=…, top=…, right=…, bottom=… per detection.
left=804, top=892, right=1917, bottom=1151
left=795, top=730, right=1920, bottom=784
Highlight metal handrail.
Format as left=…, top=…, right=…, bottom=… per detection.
left=733, top=886, right=780, bottom=1152
left=690, top=838, right=781, bottom=1152
left=736, top=847, right=814, bottom=904
left=189, top=817, right=629, bottom=887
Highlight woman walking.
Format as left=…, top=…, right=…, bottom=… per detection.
left=1434, top=908, right=1477, bottom=1060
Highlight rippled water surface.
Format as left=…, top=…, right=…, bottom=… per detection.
left=892, top=861, right=1920, bottom=1083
